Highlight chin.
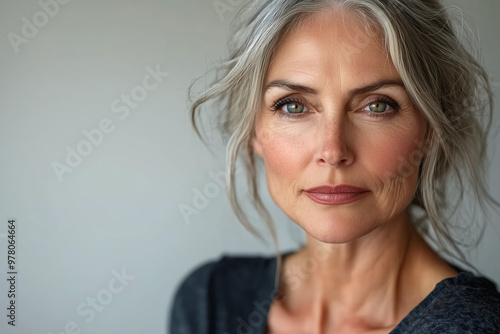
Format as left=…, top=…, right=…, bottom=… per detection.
left=298, top=213, right=382, bottom=244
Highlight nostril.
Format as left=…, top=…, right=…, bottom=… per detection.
left=316, top=118, right=354, bottom=167
left=317, top=143, right=354, bottom=167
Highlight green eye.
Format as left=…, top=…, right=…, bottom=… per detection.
left=285, top=103, right=305, bottom=113
left=271, top=97, right=309, bottom=118
left=369, top=102, right=389, bottom=113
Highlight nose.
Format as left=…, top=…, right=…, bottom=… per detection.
left=316, top=118, right=354, bottom=167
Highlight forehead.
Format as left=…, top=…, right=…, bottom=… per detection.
left=265, top=10, right=400, bottom=87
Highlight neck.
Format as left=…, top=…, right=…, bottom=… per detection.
left=279, top=211, right=454, bottom=331
left=305, top=211, right=413, bottom=294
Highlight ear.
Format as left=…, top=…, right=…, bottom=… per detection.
left=252, top=136, right=263, bottom=157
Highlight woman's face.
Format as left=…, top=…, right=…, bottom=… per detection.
left=253, top=11, right=428, bottom=243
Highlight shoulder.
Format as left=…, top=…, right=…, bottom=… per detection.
left=169, top=254, right=278, bottom=334
left=395, top=271, right=500, bottom=333
left=174, top=254, right=277, bottom=297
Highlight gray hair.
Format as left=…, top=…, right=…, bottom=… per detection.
left=189, top=0, right=498, bottom=270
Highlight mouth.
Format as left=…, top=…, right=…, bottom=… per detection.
left=303, top=185, right=369, bottom=205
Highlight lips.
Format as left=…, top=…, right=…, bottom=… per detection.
left=303, top=185, right=369, bottom=205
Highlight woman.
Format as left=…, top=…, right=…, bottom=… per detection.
left=171, top=0, right=500, bottom=333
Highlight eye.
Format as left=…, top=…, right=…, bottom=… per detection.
left=270, top=97, right=310, bottom=117
left=367, top=102, right=391, bottom=113
left=361, top=97, right=400, bottom=118
left=283, top=102, right=305, bottom=114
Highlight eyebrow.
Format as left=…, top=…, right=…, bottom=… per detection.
left=264, top=79, right=405, bottom=98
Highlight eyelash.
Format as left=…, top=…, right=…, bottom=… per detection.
left=270, top=97, right=310, bottom=119
left=269, top=96, right=401, bottom=120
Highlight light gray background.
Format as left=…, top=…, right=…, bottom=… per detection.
left=0, top=0, right=498, bottom=333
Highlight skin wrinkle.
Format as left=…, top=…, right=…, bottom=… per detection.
left=258, top=8, right=419, bottom=246
left=184, top=8, right=498, bottom=333
left=252, top=9, right=459, bottom=334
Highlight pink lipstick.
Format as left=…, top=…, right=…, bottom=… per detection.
left=303, top=185, right=369, bottom=205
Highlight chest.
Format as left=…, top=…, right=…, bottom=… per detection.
left=264, top=300, right=397, bottom=334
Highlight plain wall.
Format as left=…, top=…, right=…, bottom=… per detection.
left=0, top=0, right=498, bottom=333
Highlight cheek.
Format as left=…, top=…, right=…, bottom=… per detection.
left=255, top=122, right=314, bottom=200
left=258, top=132, right=306, bottom=178
left=370, top=134, right=423, bottom=177
left=362, top=111, right=427, bottom=178
left=255, top=120, right=311, bottom=175
left=364, top=122, right=427, bottom=207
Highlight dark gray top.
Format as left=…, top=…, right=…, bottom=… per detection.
left=170, top=254, right=500, bottom=334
